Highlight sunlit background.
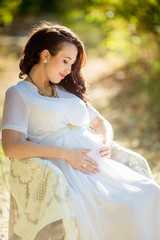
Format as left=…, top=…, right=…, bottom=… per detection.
left=0, top=0, right=160, bottom=238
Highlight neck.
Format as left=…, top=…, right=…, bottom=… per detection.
left=28, top=65, right=51, bottom=91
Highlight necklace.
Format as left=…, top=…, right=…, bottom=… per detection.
left=28, top=74, right=59, bottom=98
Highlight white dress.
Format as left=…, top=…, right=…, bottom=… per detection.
left=1, top=80, right=160, bottom=240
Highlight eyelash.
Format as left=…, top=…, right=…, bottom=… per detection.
left=63, top=60, right=75, bottom=65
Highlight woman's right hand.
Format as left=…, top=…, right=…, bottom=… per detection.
left=65, top=148, right=100, bottom=175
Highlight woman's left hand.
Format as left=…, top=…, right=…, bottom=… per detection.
left=99, top=139, right=112, bottom=159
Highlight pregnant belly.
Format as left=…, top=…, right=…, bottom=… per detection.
left=34, top=126, right=104, bottom=161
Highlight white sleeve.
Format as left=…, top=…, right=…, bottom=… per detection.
left=86, top=103, right=100, bottom=124
left=1, top=86, right=29, bottom=136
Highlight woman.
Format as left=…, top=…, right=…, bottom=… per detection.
left=1, top=22, right=160, bottom=240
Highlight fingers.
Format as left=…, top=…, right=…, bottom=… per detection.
left=100, top=153, right=110, bottom=159
left=99, top=149, right=110, bottom=155
left=80, top=164, right=98, bottom=175
left=99, top=150, right=111, bottom=159
left=80, top=166, right=90, bottom=175
left=80, top=157, right=100, bottom=173
left=80, top=149, right=91, bottom=153
left=86, top=156, right=99, bottom=167
left=99, top=145, right=111, bottom=159
left=80, top=148, right=99, bottom=167
left=81, top=161, right=99, bottom=174
left=78, top=148, right=100, bottom=174
left=99, top=146, right=110, bottom=151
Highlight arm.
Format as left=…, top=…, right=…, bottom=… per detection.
left=86, top=103, right=113, bottom=145
left=87, top=103, right=113, bottom=159
left=1, top=87, right=68, bottom=160
left=90, top=115, right=114, bottom=146
left=90, top=115, right=114, bottom=159
left=2, top=129, right=99, bottom=174
left=2, top=87, right=99, bottom=174
left=2, top=129, right=67, bottom=159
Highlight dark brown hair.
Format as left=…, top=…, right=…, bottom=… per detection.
left=19, top=21, right=89, bottom=102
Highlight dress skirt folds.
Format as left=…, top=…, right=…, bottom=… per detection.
left=1, top=80, right=160, bottom=240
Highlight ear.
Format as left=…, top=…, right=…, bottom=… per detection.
left=40, top=49, right=52, bottom=61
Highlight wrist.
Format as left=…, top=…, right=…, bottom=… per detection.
left=103, top=138, right=112, bottom=148
left=60, top=147, right=71, bottom=161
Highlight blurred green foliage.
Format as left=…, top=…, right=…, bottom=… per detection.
left=1, top=0, right=160, bottom=57
left=0, top=0, right=22, bottom=25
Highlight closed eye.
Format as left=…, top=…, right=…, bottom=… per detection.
left=63, top=60, right=75, bottom=66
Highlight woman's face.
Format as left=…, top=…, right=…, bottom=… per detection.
left=45, top=42, right=78, bottom=84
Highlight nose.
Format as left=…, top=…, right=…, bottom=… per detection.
left=64, top=65, right=71, bottom=74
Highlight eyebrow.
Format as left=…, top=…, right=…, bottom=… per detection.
left=64, top=57, right=76, bottom=63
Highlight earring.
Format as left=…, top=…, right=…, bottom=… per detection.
left=43, top=58, right=47, bottom=63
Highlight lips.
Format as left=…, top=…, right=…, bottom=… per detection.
left=59, top=73, right=66, bottom=78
